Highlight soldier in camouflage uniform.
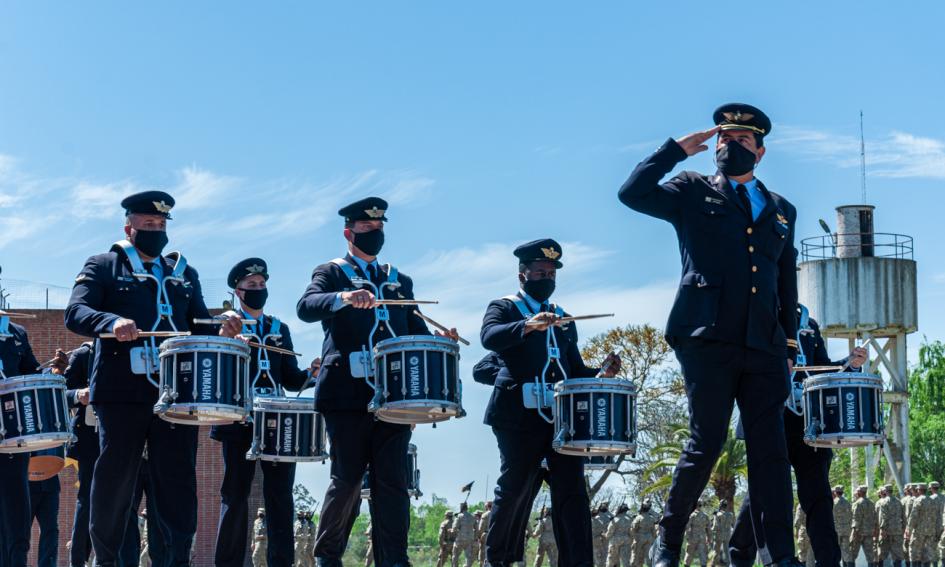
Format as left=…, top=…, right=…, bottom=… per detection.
left=908, top=483, right=935, bottom=567
left=710, top=501, right=733, bottom=567
left=364, top=523, right=373, bottom=567
left=795, top=504, right=812, bottom=567
left=453, top=502, right=478, bottom=567
left=850, top=485, right=878, bottom=567
left=877, top=485, right=905, bottom=567
left=834, top=486, right=855, bottom=567
left=629, top=501, right=659, bottom=567
left=591, top=508, right=607, bottom=567
left=683, top=501, right=710, bottom=567
left=473, top=511, right=483, bottom=565
left=605, top=504, right=633, bottom=567
left=252, top=508, right=268, bottom=567
left=478, top=502, right=492, bottom=567
left=532, top=507, right=558, bottom=567
left=929, top=482, right=943, bottom=567
left=437, top=511, right=455, bottom=567
left=904, top=484, right=916, bottom=565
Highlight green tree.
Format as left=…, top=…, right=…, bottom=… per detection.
left=909, top=340, right=945, bottom=483
left=643, top=423, right=746, bottom=506
left=293, top=483, right=318, bottom=514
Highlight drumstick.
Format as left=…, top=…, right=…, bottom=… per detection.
left=794, top=365, right=847, bottom=373
left=193, top=318, right=258, bottom=325
left=247, top=341, right=302, bottom=357
left=99, top=331, right=191, bottom=339
left=526, top=313, right=615, bottom=327
left=343, top=298, right=439, bottom=307
left=413, top=311, right=471, bottom=346
left=0, top=311, right=38, bottom=319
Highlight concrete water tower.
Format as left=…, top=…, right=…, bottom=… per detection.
left=799, top=204, right=917, bottom=490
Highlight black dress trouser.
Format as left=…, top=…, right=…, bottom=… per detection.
left=313, top=412, right=411, bottom=567
left=660, top=339, right=795, bottom=565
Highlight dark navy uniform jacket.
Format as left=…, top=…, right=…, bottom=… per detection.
left=296, top=254, right=431, bottom=412
left=480, top=294, right=598, bottom=432
left=63, top=344, right=99, bottom=462
left=618, top=139, right=798, bottom=358
left=0, top=323, right=40, bottom=382
left=210, top=316, right=309, bottom=441
left=64, top=246, right=214, bottom=404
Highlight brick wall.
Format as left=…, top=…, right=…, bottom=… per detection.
left=18, top=309, right=264, bottom=567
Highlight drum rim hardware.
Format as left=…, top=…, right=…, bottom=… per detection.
left=247, top=394, right=328, bottom=463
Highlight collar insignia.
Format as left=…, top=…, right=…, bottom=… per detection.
left=541, top=247, right=560, bottom=260
left=776, top=213, right=789, bottom=225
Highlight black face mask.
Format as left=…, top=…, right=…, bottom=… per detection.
left=716, top=140, right=758, bottom=177
left=239, top=288, right=268, bottom=310
left=523, top=279, right=556, bottom=303
left=133, top=229, right=168, bottom=258
left=352, top=228, right=385, bottom=256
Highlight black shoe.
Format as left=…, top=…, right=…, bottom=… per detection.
left=317, top=557, right=344, bottom=567
left=655, top=546, right=681, bottom=567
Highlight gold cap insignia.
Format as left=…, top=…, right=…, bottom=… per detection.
left=723, top=111, right=754, bottom=123
left=246, top=264, right=266, bottom=274
left=364, top=207, right=386, bottom=219
left=541, top=247, right=560, bottom=260
left=153, top=200, right=173, bottom=214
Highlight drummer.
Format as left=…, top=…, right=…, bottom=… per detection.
left=212, top=257, right=320, bottom=567
left=0, top=315, right=41, bottom=566
left=297, top=196, right=456, bottom=567
left=479, top=239, right=620, bottom=567
left=64, top=191, right=242, bottom=566
left=728, top=304, right=868, bottom=567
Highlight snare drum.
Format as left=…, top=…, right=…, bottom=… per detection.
left=802, top=372, right=884, bottom=448
left=155, top=336, right=251, bottom=425
left=246, top=396, right=328, bottom=463
left=361, top=443, right=422, bottom=499
left=552, top=377, right=637, bottom=456
left=371, top=336, right=464, bottom=424
left=584, top=455, right=620, bottom=471
left=0, top=374, right=74, bottom=453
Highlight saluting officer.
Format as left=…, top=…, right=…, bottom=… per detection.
left=618, top=104, right=800, bottom=567
left=64, top=191, right=241, bottom=566
left=213, top=258, right=319, bottom=567
left=729, top=306, right=868, bottom=567
left=297, top=197, right=452, bottom=567
left=0, top=314, right=41, bottom=567
left=479, top=239, right=620, bottom=567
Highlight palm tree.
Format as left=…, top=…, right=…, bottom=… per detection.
left=642, top=423, right=747, bottom=506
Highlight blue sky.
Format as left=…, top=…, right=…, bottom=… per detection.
left=2, top=2, right=944, bottom=506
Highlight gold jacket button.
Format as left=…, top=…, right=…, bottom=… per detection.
left=748, top=245, right=755, bottom=253
left=751, top=286, right=757, bottom=294
left=746, top=227, right=753, bottom=234
left=752, top=266, right=758, bottom=272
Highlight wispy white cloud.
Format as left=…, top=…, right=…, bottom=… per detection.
left=772, top=125, right=945, bottom=179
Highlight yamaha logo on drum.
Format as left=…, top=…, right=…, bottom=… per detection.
left=408, top=355, right=421, bottom=397
left=282, top=416, right=294, bottom=453
left=596, top=397, right=608, bottom=438
left=21, top=394, right=36, bottom=433
left=200, top=357, right=214, bottom=401
left=845, top=391, right=856, bottom=431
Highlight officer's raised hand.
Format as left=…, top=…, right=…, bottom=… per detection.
left=675, top=125, right=721, bottom=156
left=112, top=318, right=140, bottom=342
left=524, top=312, right=559, bottom=334
left=342, top=289, right=376, bottom=309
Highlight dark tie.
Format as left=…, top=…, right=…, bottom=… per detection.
left=539, top=303, right=550, bottom=313
left=735, top=184, right=753, bottom=221
left=367, top=264, right=380, bottom=286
